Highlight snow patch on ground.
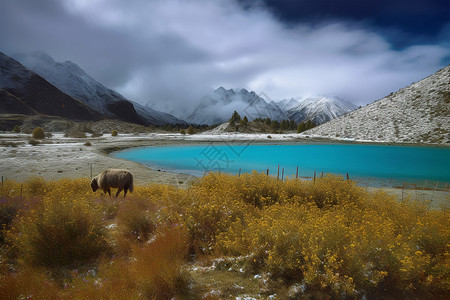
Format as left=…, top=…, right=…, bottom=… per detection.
left=304, top=66, right=450, bottom=145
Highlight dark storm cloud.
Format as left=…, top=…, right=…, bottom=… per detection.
left=0, top=0, right=449, bottom=113
left=245, top=0, right=450, bottom=47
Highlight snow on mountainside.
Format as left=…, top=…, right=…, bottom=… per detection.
left=133, top=102, right=186, bottom=126
left=304, top=65, right=450, bottom=144
left=0, top=51, right=100, bottom=121
left=14, top=52, right=122, bottom=115
left=185, top=87, right=287, bottom=125
left=14, top=52, right=184, bottom=126
left=275, top=96, right=357, bottom=124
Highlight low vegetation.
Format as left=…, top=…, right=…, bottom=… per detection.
left=0, top=173, right=448, bottom=299
left=31, top=127, right=45, bottom=139
left=226, top=110, right=315, bottom=133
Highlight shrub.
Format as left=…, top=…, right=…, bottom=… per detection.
left=111, top=130, right=118, bottom=137
left=23, top=176, right=48, bottom=197
left=1, top=175, right=448, bottom=299
left=31, top=127, right=45, bottom=139
left=61, top=227, right=192, bottom=299
left=0, top=196, right=27, bottom=245
left=0, top=266, right=60, bottom=299
left=187, top=126, right=194, bottom=135
left=7, top=179, right=111, bottom=269
left=13, top=125, right=20, bottom=133
left=180, top=129, right=186, bottom=135
left=114, top=197, right=157, bottom=254
left=64, top=127, right=86, bottom=138
left=131, top=227, right=190, bottom=299
left=28, top=139, right=40, bottom=146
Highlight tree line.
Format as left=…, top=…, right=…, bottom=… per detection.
left=229, top=110, right=316, bottom=133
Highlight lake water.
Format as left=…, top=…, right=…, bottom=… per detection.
left=111, top=143, right=450, bottom=188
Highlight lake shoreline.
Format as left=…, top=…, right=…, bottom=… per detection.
left=1, top=132, right=448, bottom=209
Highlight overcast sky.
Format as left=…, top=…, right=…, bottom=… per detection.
left=1, top=0, right=449, bottom=111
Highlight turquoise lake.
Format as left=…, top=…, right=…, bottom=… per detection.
left=111, top=144, right=450, bottom=187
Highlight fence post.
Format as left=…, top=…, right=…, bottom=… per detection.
left=401, top=183, right=404, bottom=202
left=238, top=168, right=241, bottom=177
left=277, top=165, right=280, bottom=181
left=314, top=171, right=316, bottom=184
left=281, top=168, right=284, bottom=181
left=296, top=166, right=298, bottom=179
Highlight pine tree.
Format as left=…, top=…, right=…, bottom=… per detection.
left=271, top=120, right=279, bottom=130
left=280, top=119, right=290, bottom=130
left=240, top=116, right=249, bottom=127
left=229, top=111, right=241, bottom=125
left=289, top=120, right=296, bottom=130
left=297, top=122, right=306, bottom=133
left=305, top=120, right=314, bottom=130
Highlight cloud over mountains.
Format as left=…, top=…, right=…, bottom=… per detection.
left=1, top=0, right=449, bottom=112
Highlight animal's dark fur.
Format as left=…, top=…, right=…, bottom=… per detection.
left=91, top=169, right=134, bottom=197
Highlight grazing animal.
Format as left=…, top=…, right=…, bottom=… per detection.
left=91, top=169, right=134, bottom=197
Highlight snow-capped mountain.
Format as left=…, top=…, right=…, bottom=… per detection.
left=0, top=51, right=100, bottom=121
left=14, top=51, right=185, bottom=126
left=304, top=65, right=450, bottom=144
left=185, top=87, right=288, bottom=125
left=277, top=96, right=358, bottom=124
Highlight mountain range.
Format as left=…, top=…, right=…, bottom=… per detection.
left=275, top=96, right=357, bottom=125
left=304, top=65, right=450, bottom=144
left=1, top=51, right=357, bottom=127
left=0, top=51, right=100, bottom=121
left=184, top=87, right=287, bottom=125
left=182, top=87, right=356, bottom=125
left=11, top=51, right=185, bottom=126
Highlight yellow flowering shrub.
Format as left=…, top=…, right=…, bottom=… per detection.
left=4, top=178, right=111, bottom=269
left=0, top=173, right=448, bottom=299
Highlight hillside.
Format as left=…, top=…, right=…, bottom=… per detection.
left=277, top=96, right=357, bottom=124
left=0, top=52, right=100, bottom=121
left=0, top=89, right=36, bottom=115
left=14, top=52, right=185, bottom=126
left=304, top=65, right=450, bottom=144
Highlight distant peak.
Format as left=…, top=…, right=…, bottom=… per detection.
left=239, top=88, right=249, bottom=94
left=215, top=86, right=228, bottom=93
left=214, top=87, right=236, bottom=95
left=30, top=51, right=56, bottom=65
left=61, top=60, right=85, bottom=73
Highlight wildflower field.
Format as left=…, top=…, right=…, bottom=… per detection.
left=0, top=173, right=448, bottom=299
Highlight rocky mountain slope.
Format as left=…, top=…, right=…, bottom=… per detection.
left=0, top=52, right=100, bottom=121
left=277, top=96, right=357, bottom=124
left=0, top=89, right=36, bottom=115
left=183, top=87, right=357, bottom=126
left=185, top=87, right=288, bottom=125
left=304, top=65, right=450, bottom=144
left=13, top=51, right=185, bottom=126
